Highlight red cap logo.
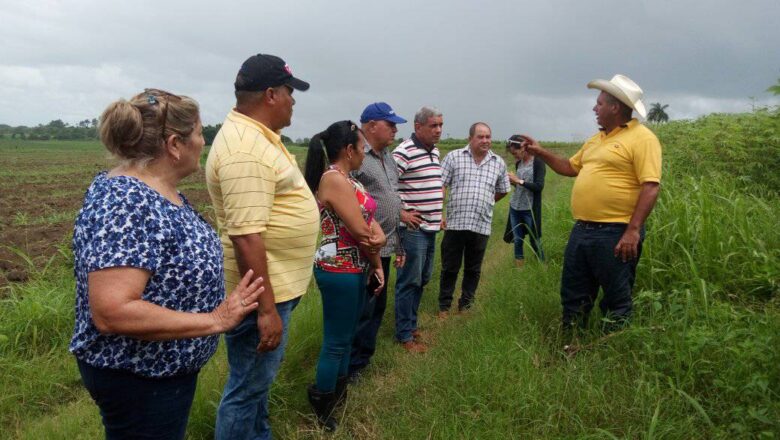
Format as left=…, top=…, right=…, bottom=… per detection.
left=284, top=64, right=293, bottom=75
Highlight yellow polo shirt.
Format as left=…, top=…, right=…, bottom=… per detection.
left=569, top=119, right=662, bottom=223
left=205, top=110, right=319, bottom=302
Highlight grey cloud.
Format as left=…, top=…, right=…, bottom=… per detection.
left=0, top=0, right=778, bottom=141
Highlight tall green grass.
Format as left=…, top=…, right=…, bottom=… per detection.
left=1, top=109, right=778, bottom=438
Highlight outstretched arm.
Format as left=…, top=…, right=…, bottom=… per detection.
left=520, top=135, right=578, bottom=177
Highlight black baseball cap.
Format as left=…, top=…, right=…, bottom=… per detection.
left=234, top=54, right=310, bottom=92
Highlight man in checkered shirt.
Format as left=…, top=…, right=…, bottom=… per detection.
left=438, top=122, right=510, bottom=315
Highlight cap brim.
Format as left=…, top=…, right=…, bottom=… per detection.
left=385, top=115, right=407, bottom=124
left=286, top=76, right=310, bottom=91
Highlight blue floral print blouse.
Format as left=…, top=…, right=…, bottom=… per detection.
left=69, top=172, right=224, bottom=378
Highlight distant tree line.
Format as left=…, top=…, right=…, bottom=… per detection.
left=0, top=119, right=100, bottom=140
left=0, top=121, right=288, bottom=146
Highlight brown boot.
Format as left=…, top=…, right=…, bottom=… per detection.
left=437, top=310, right=449, bottom=320
left=412, top=329, right=422, bottom=340
left=401, top=340, right=428, bottom=353
left=515, top=258, right=525, bottom=268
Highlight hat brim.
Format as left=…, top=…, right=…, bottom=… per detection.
left=384, top=115, right=407, bottom=124
left=587, top=79, right=647, bottom=118
left=285, top=76, right=310, bottom=91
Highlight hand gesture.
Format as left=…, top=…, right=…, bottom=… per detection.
left=211, top=270, right=264, bottom=333
left=394, top=254, right=406, bottom=268
left=400, top=209, right=422, bottom=230
left=518, top=134, right=542, bottom=155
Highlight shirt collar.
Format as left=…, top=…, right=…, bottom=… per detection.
left=461, top=145, right=497, bottom=160
left=600, top=118, right=639, bottom=139
left=228, top=109, right=283, bottom=145
left=410, top=133, right=436, bottom=151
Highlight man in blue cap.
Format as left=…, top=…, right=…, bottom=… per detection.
left=347, top=102, right=423, bottom=382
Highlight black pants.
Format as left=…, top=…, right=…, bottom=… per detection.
left=349, top=256, right=391, bottom=374
left=77, top=360, right=198, bottom=440
left=438, top=229, right=490, bottom=311
left=560, top=222, right=644, bottom=331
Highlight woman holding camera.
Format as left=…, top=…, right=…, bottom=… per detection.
left=303, top=120, right=386, bottom=431
left=506, top=134, right=546, bottom=265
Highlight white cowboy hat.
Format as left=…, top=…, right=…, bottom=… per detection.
left=587, top=74, right=647, bottom=118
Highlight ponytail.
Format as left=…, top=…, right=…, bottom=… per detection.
left=304, top=132, right=328, bottom=193
left=303, top=120, right=361, bottom=193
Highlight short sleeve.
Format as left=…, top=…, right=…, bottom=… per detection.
left=83, top=195, right=162, bottom=274
left=217, top=152, right=276, bottom=236
left=392, top=147, right=409, bottom=174
left=495, top=160, right=510, bottom=193
left=569, top=145, right=586, bottom=173
left=632, top=136, right=662, bottom=184
left=441, top=154, right=453, bottom=187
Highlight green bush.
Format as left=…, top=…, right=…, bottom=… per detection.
left=654, top=107, right=780, bottom=195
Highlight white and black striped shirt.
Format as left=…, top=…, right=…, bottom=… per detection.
left=392, top=134, right=443, bottom=232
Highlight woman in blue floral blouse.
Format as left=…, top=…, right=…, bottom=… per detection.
left=69, top=89, right=264, bottom=440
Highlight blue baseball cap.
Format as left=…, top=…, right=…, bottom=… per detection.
left=360, top=102, right=407, bottom=124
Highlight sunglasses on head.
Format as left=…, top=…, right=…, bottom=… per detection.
left=144, top=88, right=182, bottom=139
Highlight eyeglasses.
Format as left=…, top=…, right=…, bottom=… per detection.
left=144, top=88, right=182, bottom=138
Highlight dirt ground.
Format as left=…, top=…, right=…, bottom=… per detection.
left=0, top=140, right=212, bottom=287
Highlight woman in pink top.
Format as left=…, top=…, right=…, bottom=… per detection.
left=303, top=120, right=386, bottom=431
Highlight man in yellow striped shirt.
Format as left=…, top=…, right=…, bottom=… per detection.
left=206, top=53, right=319, bottom=440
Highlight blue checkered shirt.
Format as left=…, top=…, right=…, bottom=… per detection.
left=441, top=146, right=510, bottom=235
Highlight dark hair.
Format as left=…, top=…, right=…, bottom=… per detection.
left=506, top=134, right=523, bottom=151
left=468, top=121, right=491, bottom=137
left=603, top=93, right=633, bottom=119
left=303, top=120, right=361, bottom=193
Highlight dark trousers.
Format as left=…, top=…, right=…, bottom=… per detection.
left=349, top=256, right=391, bottom=375
left=77, top=360, right=198, bottom=440
left=560, top=222, right=644, bottom=331
left=438, top=229, right=490, bottom=311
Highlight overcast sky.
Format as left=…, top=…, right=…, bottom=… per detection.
left=1, top=0, right=778, bottom=141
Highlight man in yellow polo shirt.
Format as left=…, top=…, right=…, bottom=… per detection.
left=206, top=53, right=319, bottom=440
left=521, top=74, right=661, bottom=334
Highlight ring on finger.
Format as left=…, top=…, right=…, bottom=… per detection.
left=240, top=299, right=247, bottom=307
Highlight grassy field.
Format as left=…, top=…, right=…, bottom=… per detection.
left=0, top=109, right=778, bottom=439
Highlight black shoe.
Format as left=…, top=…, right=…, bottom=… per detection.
left=307, top=385, right=338, bottom=432
left=347, top=369, right=362, bottom=385
left=335, top=375, right=349, bottom=407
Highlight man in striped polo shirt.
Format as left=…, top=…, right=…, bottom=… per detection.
left=206, top=54, right=319, bottom=440
left=392, top=106, right=444, bottom=353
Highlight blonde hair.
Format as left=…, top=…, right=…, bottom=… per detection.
left=99, top=89, right=200, bottom=166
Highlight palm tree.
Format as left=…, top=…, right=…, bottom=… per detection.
left=767, top=77, right=780, bottom=95
left=647, top=102, right=670, bottom=123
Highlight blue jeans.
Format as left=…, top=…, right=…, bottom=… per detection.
left=560, top=222, right=644, bottom=331
left=215, top=297, right=300, bottom=440
left=77, top=360, right=198, bottom=440
left=509, top=208, right=544, bottom=261
left=349, top=257, right=391, bottom=374
left=394, top=228, right=437, bottom=343
left=314, top=268, right=366, bottom=392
